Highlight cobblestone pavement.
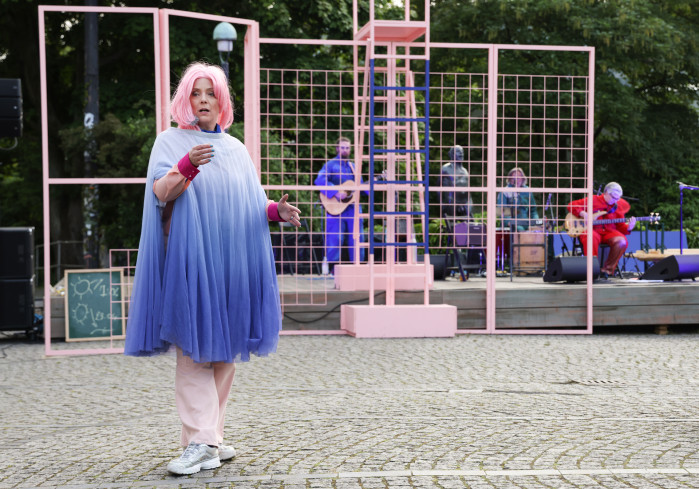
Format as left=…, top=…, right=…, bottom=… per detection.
left=0, top=332, right=697, bottom=488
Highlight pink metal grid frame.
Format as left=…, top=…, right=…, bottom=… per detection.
left=40, top=5, right=596, bottom=355
left=259, top=43, right=595, bottom=334
left=39, top=6, right=260, bottom=355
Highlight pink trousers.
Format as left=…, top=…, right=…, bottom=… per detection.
left=175, top=348, right=236, bottom=447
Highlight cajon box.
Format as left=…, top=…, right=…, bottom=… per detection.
left=512, top=228, right=546, bottom=271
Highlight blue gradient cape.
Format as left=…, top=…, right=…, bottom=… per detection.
left=124, top=128, right=281, bottom=363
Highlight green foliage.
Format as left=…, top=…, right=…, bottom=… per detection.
left=0, top=136, right=43, bottom=228
left=413, top=218, right=447, bottom=253
left=58, top=111, right=156, bottom=251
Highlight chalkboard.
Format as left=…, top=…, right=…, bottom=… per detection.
left=65, top=269, right=125, bottom=342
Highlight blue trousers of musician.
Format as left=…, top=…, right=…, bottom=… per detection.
left=325, top=207, right=365, bottom=263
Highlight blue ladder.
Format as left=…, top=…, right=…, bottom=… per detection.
left=368, top=59, right=431, bottom=257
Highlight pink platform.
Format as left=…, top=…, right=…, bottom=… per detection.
left=341, top=304, right=457, bottom=338
left=334, top=264, right=433, bottom=291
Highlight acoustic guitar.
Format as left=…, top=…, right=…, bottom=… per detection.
left=319, top=180, right=356, bottom=216
left=565, top=212, right=660, bottom=237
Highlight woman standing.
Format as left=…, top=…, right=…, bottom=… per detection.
left=125, top=62, right=300, bottom=475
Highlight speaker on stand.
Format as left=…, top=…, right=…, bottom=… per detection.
left=0, top=78, right=22, bottom=138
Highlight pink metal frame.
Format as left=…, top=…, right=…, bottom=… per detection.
left=39, top=6, right=158, bottom=356
left=39, top=6, right=260, bottom=355
left=259, top=42, right=595, bottom=334
left=40, top=3, right=596, bottom=356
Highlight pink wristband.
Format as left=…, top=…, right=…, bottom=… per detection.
left=267, top=202, right=285, bottom=222
left=177, top=153, right=200, bottom=181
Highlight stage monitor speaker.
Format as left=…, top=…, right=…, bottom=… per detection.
left=641, top=254, right=699, bottom=281
left=543, top=256, right=600, bottom=283
left=0, top=277, right=34, bottom=331
left=0, top=227, right=35, bottom=279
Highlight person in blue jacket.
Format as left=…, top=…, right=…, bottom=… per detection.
left=314, top=137, right=366, bottom=271
left=497, top=167, right=540, bottom=231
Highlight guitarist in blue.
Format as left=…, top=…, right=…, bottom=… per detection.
left=567, top=182, right=637, bottom=279
left=315, top=137, right=366, bottom=272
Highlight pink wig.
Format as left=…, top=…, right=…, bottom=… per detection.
left=170, top=62, right=234, bottom=130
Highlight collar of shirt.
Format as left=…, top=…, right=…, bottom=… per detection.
left=200, top=124, right=222, bottom=134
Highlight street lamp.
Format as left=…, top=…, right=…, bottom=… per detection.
left=213, top=22, right=237, bottom=81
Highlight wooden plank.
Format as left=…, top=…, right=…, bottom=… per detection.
left=592, top=284, right=699, bottom=307
left=593, top=304, right=699, bottom=326
left=495, top=288, right=587, bottom=308
left=494, top=307, right=587, bottom=328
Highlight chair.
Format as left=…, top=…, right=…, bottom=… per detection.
left=572, top=238, right=620, bottom=277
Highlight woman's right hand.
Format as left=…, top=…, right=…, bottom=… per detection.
left=189, top=144, right=214, bottom=167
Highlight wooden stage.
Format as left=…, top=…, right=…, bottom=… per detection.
left=278, top=274, right=699, bottom=333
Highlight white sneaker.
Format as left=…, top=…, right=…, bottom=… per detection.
left=167, top=442, right=220, bottom=475
left=219, top=444, right=236, bottom=461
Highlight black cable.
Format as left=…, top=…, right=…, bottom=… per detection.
left=282, top=288, right=427, bottom=325
left=282, top=291, right=386, bottom=324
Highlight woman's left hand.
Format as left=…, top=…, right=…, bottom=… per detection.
left=278, top=194, right=301, bottom=227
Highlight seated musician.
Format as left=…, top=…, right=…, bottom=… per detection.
left=568, top=182, right=636, bottom=278
left=496, top=167, right=540, bottom=231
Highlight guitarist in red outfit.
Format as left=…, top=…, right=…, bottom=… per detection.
left=567, top=182, right=636, bottom=278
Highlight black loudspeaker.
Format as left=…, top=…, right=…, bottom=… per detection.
left=641, top=254, right=699, bottom=281
left=271, top=227, right=324, bottom=275
left=0, top=227, right=34, bottom=279
left=0, top=277, right=34, bottom=330
left=543, top=256, right=600, bottom=282
left=417, top=254, right=447, bottom=280
left=0, top=78, right=22, bottom=138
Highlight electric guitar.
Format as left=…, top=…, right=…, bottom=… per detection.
left=565, top=212, right=661, bottom=237
left=319, top=180, right=356, bottom=216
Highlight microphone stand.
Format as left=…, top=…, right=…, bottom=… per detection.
left=543, top=193, right=555, bottom=264
left=545, top=193, right=570, bottom=257
left=679, top=182, right=699, bottom=254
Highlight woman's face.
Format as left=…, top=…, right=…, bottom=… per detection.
left=189, top=78, right=219, bottom=131
left=509, top=170, right=525, bottom=187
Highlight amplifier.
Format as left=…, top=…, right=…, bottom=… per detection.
left=454, top=222, right=486, bottom=247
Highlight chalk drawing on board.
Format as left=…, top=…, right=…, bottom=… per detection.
left=65, top=269, right=126, bottom=342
